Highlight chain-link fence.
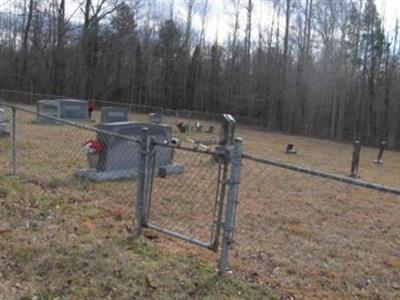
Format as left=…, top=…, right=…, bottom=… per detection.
left=2, top=97, right=400, bottom=297
left=228, top=153, right=400, bottom=299
left=0, top=104, right=143, bottom=222
left=1, top=88, right=393, bottom=149
left=0, top=102, right=243, bottom=273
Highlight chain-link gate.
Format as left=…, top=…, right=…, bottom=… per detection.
left=134, top=125, right=242, bottom=273
left=146, top=145, right=226, bottom=250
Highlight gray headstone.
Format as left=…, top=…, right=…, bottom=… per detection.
left=77, top=122, right=184, bottom=181
left=37, top=99, right=89, bottom=123
left=97, top=122, right=172, bottom=171
left=37, top=100, right=59, bottom=123
left=100, top=106, right=129, bottom=123
left=0, top=108, right=4, bottom=123
left=0, top=108, right=9, bottom=137
left=59, top=99, right=89, bottom=120
left=149, top=112, right=162, bottom=124
left=219, top=114, right=236, bottom=146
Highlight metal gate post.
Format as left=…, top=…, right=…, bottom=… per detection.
left=218, top=137, right=243, bottom=274
left=136, top=127, right=152, bottom=235
left=211, top=154, right=229, bottom=251
left=12, top=107, right=16, bottom=176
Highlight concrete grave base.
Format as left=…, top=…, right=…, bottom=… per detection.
left=76, top=164, right=184, bottom=182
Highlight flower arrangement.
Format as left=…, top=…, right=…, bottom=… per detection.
left=83, top=140, right=105, bottom=154
left=83, top=140, right=105, bottom=169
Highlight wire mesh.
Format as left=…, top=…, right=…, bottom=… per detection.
left=236, top=126, right=400, bottom=187
left=0, top=105, right=141, bottom=233
left=230, top=156, right=400, bottom=299
left=147, top=147, right=221, bottom=246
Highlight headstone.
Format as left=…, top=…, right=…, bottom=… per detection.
left=214, top=114, right=236, bottom=163
left=374, top=140, right=386, bottom=164
left=350, top=140, right=361, bottom=177
left=219, top=114, right=236, bottom=146
left=100, top=106, right=129, bottom=123
left=76, top=122, right=184, bottom=181
left=285, top=144, right=297, bottom=154
left=37, top=99, right=89, bottom=123
left=149, top=112, right=162, bottom=124
left=0, top=108, right=4, bottom=123
left=36, top=100, right=59, bottom=123
left=0, top=108, right=9, bottom=138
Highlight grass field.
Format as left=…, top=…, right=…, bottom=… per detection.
left=1, top=105, right=399, bottom=299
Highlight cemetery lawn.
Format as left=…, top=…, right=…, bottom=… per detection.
left=1, top=105, right=400, bottom=299
left=0, top=175, right=274, bottom=299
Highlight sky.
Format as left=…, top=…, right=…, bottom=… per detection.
left=189, top=0, right=400, bottom=42
left=0, top=0, right=399, bottom=42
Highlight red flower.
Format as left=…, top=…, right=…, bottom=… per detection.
left=83, top=140, right=105, bottom=153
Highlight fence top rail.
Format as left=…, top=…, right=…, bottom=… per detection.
left=242, top=152, right=400, bottom=196
left=0, top=89, right=224, bottom=120
left=0, top=88, right=164, bottom=113
left=3, top=102, right=141, bottom=144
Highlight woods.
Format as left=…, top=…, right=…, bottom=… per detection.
left=0, top=0, right=399, bottom=146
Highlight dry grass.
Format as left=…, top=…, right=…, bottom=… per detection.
left=1, top=105, right=400, bottom=299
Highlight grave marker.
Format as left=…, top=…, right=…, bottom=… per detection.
left=285, top=144, right=297, bottom=154
left=37, top=99, right=89, bottom=123
left=0, top=108, right=9, bottom=137
left=219, top=114, right=236, bottom=147
left=149, top=112, right=162, bottom=124
left=76, top=122, right=184, bottom=181
left=100, top=106, right=129, bottom=123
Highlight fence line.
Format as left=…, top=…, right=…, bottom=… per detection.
left=2, top=102, right=141, bottom=144
left=0, top=88, right=392, bottom=147
left=2, top=101, right=400, bottom=282
left=242, top=152, right=400, bottom=196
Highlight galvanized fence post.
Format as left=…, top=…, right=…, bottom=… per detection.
left=211, top=152, right=229, bottom=252
left=136, top=127, right=151, bottom=235
left=218, top=137, right=243, bottom=274
left=12, top=106, right=16, bottom=176
left=143, top=135, right=154, bottom=224
left=350, top=140, right=361, bottom=177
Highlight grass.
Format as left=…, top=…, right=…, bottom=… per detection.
left=0, top=173, right=274, bottom=300
left=1, top=105, right=400, bottom=299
